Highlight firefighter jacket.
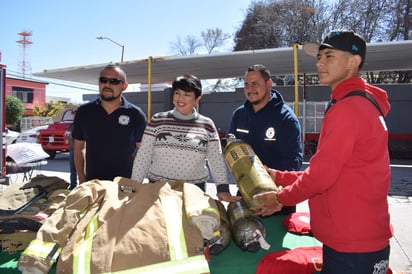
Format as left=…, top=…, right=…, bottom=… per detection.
left=18, top=177, right=218, bottom=273
left=0, top=175, right=70, bottom=253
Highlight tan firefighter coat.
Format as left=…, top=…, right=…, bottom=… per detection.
left=18, top=177, right=219, bottom=273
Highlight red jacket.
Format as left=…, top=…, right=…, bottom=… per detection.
left=276, top=77, right=393, bottom=252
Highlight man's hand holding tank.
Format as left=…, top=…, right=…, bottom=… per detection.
left=217, top=192, right=243, bottom=203
left=250, top=190, right=283, bottom=216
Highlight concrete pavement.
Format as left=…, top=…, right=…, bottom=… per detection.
left=2, top=156, right=412, bottom=273
left=387, top=160, right=412, bottom=273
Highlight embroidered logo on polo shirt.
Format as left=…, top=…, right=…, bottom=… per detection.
left=118, top=115, right=130, bottom=125
left=265, top=127, right=276, bottom=141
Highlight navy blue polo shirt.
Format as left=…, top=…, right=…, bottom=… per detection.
left=72, top=97, right=147, bottom=181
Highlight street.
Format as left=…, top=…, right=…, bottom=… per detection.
left=43, top=152, right=71, bottom=173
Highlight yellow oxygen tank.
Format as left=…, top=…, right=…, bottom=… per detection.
left=223, top=135, right=278, bottom=208
left=208, top=199, right=231, bottom=255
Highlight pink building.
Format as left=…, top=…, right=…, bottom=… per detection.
left=5, top=77, right=48, bottom=116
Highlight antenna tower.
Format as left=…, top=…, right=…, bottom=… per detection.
left=16, top=31, right=33, bottom=78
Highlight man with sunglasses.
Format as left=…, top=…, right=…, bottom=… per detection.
left=72, top=64, right=147, bottom=184
left=251, top=30, right=392, bottom=273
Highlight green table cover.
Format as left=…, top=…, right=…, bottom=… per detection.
left=0, top=215, right=320, bottom=273
left=209, top=215, right=320, bottom=273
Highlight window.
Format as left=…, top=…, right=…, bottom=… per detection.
left=12, top=86, right=34, bottom=103
left=286, top=101, right=328, bottom=133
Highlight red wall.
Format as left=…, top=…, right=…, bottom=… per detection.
left=5, top=77, right=47, bottom=115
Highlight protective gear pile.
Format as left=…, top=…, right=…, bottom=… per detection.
left=18, top=178, right=221, bottom=273
left=0, top=175, right=69, bottom=254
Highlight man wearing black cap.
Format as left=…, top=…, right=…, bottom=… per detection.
left=250, top=30, right=393, bottom=273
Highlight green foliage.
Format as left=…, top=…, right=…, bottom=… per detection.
left=33, top=101, right=66, bottom=117
left=5, top=96, right=25, bottom=126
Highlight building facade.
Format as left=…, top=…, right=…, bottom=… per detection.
left=5, top=77, right=48, bottom=116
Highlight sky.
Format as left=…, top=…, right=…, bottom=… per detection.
left=1, top=0, right=252, bottom=103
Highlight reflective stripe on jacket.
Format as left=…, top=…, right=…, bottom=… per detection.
left=19, top=178, right=215, bottom=273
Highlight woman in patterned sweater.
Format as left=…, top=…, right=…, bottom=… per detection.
left=131, top=74, right=240, bottom=202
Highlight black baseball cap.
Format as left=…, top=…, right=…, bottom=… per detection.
left=304, top=30, right=366, bottom=63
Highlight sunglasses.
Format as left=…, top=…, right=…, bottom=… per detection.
left=99, top=77, right=124, bottom=85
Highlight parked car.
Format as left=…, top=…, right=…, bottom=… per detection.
left=5, top=128, right=19, bottom=145
left=15, top=125, right=49, bottom=144
left=37, top=109, right=74, bottom=159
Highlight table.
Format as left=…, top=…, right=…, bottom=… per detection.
left=5, top=160, right=48, bottom=182
left=209, top=214, right=321, bottom=273
left=0, top=214, right=320, bottom=273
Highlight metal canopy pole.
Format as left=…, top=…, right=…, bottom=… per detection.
left=0, top=64, right=9, bottom=184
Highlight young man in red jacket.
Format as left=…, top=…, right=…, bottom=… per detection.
left=251, top=30, right=393, bottom=273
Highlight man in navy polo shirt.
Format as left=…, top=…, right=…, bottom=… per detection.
left=72, top=64, right=147, bottom=184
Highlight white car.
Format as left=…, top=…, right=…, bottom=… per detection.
left=15, top=125, right=49, bottom=144
left=5, top=128, right=20, bottom=145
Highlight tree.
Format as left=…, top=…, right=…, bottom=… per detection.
left=234, top=0, right=411, bottom=48
left=6, top=96, right=25, bottom=127
left=169, top=28, right=236, bottom=92
left=234, top=1, right=282, bottom=50
left=33, top=101, right=66, bottom=117
left=327, top=0, right=390, bottom=42
left=201, top=28, right=231, bottom=54
left=233, top=0, right=411, bottom=83
left=170, top=35, right=202, bottom=55
left=234, top=0, right=329, bottom=51
left=386, top=0, right=412, bottom=41
left=170, top=28, right=231, bottom=55
left=279, top=0, right=331, bottom=45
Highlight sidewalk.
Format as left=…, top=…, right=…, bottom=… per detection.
left=3, top=159, right=412, bottom=273
left=387, top=160, right=412, bottom=273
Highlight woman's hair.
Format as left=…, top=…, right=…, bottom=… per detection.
left=172, top=74, right=202, bottom=98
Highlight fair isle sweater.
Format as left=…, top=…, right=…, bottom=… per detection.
left=131, top=108, right=230, bottom=193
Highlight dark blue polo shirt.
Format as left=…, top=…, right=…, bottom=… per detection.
left=72, top=97, right=147, bottom=181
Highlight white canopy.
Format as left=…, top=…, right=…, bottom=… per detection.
left=33, top=40, right=412, bottom=85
